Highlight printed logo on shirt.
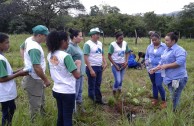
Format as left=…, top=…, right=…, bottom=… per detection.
left=50, top=56, right=59, bottom=65
left=118, top=51, right=124, bottom=57
left=96, top=48, right=102, bottom=54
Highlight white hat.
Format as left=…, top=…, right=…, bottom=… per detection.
left=88, top=27, right=103, bottom=36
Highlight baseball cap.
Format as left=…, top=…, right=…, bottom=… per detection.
left=88, top=27, right=103, bottom=36
left=32, top=25, right=49, bottom=35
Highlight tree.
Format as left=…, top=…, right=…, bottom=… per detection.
left=178, top=2, right=194, bottom=37
left=24, top=0, right=85, bottom=28
left=90, top=5, right=100, bottom=16
left=143, top=11, right=158, bottom=32
left=0, top=0, right=26, bottom=32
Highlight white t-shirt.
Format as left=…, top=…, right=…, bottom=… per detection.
left=0, top=55, right=17, bottom=102
left=84, top=40, right=103, bottom=66
left=110, top=41, right=128, bottom=64
left=23, top=37, right=46, bottom=79
left=47, top=51, right=77, bottom=94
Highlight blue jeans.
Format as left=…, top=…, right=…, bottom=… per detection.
left=111, top=64, right=126, bottom=90
left=52, top=91, right=75, bottom=126
left=86, top=66, right=102, bottom=102
left=75, top=76, right=84, bottom=104
left=1, top=99, right=16, bottom=126
left=149, top=73, right=166, bottom=101
left=167, top=77, right=188, bottom=110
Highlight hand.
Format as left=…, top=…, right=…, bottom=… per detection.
left=102, top=63, right=107, bottom=71
left=121, top=62, right=128, bottom=69
left=149, top=69, right=155, bottom=74
left=75, top=60, right=81, bottom=67
left=90, top=69, right=96, bottom=77
left=43, top=79, right=51, bottom=87
left=115, top=65, right=121, bottom=71
left=17, top=70, right=29, bottom=76
left=160, top=64, right=168, bottom=70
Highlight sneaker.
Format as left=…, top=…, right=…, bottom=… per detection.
left=151, top=99, right=158, bottom=106
left=95, top=100, right=107, bottom=105
left=160, top=101, right=167, bottom=109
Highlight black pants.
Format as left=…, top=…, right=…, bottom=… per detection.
left=1, top=99, right=16, bottom=126
left=53, top=91, right=75, bottom=126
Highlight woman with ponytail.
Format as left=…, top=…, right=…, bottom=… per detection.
left=66, top=28, right=86, bottom=112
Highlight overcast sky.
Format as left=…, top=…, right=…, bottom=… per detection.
left=79, top=0, right=193, bottom=14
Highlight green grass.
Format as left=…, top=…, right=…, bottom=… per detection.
left=1, top=34, right=194, bottom=126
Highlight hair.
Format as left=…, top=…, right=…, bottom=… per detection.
left=69, top=28, right=80, bottom=40
left=0, top=33, right=9, bottom=43
left=151, top=32, right=160, bottom=39
left=138, top=52, right=145, bottom=57
left=166, top=32, right=179, bottom=43
left=114, top=30, right=123, bottom=39
left=46, top=31, right=68, bottom=53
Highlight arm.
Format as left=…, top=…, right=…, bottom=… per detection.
left=122, top=52, right=129, bottom=69
left=20, top=42, right=25, bottom=59
left=64, top=55, right=80, bottom=79
left=29, top=49, right=50, bottom=87
left=108, top=53, right=120, bottom=71
left=108, top=44, right=120, bottom=71
left=0, top=71, right=28, bottom=83
left=83, top=43, right=96, bottom=77
left=0, top=60, right=28, bottom=82
left=13, top=68, right=23, bottom=74
left=122, top=44, right=130, bottom=69
left=102, top=54, right=107, bottom=71
left=71, top=60, right=81, bottom=79
left=33, top=64, right=50, bottom=86
left=159, top=49, right=186, bottom=70
left=84, top=55, right=96, bottom=77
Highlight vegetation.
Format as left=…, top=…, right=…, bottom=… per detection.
left=0, top=1, right=194, bottom=38
left=0, top=35, right=193, bottom=126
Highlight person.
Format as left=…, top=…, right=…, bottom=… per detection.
left=21, top=25, right=51, bottom=121
left=137, top=51, right=146, bottom=67
left=128, top=50, right=141, bottom=69
left=0, top=33, right=27, bottom=126
left=145, top=33, right=167, bottom=109
left=148, top=31, right=155, bottom=43
left=108, top=31, right=129, bottom=96
left=66, top=28, right=86, bottom=112
left=83, top=27, right=107, bottom=105
left=150, top=32, right=188, bottom=111
left=46, top=31, right=81, bottom=126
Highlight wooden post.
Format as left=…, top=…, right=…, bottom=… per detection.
left=135, top=29, right=137, bottom=45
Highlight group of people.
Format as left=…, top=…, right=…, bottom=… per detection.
left=146, top=32, right=188, bottom=111
left=0, top=25, right=188, bottom=126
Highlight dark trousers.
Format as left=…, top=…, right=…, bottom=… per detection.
left=86, top=66, right=103, bottom=102
left=1, top=99, right=16, bottom=126
left=52, top=91, right=75, bottom=126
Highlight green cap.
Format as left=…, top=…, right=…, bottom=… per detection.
left=32, top=25, right=49, bottom=35
left=88, top=27, right=103, bottom=36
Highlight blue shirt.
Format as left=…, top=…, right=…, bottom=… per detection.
left=160, top=43, right=188, bottom=84
left=145, top=42, right=166, bottom=73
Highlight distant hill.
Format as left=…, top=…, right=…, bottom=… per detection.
left=159, top=11, right=180, bottom=16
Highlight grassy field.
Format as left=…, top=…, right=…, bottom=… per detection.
left=1, top=34, right=194, bottom=126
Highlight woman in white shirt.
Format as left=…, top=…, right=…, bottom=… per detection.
left=46, top=31, right=81, bottom=126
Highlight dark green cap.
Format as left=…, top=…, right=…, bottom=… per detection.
left=32, top=25, right=49, bottom=35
